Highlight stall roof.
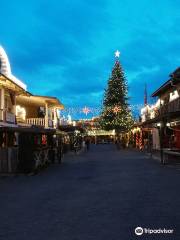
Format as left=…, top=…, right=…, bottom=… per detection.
left=58, top=125, right=84, bottom=133
left=0, top=126, right=56, bottom=134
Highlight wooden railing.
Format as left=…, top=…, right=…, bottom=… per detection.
left=168, top=97, right=180, bottom=112
left=26, top=118, right=54, bottom=128
left=0, top=110, right=16, bottom=123
left=26, top=118, right=45, bottom=126
left=142, top=97, right=180, bottom=122
left=157, top=97, right=180, bottom=117
left=5, top=111, right=16, bottom=123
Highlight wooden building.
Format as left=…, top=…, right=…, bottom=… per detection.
left=139, top=67, right=180, bottom=162
left=0, top=46, right=65, bottom=173
left=0, top=46, right=64, bottom=129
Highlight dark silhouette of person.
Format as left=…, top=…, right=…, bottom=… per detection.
left=85, top=138, right=90, bottom=151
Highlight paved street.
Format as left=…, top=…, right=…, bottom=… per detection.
left=1, top=144, right=180, bottom=240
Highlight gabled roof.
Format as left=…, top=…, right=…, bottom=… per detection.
left=151, top=67, right=180, bottom=97
left=170, top=67, right=180, bottom=78
left=0, top=73, right=30, bottom=96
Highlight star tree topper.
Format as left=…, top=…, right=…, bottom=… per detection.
left=115, top=50, right=120, bottom=58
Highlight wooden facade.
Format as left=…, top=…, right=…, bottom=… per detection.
left=139, top=67, right=180, bottom=163
left=0, top=46, right=66, bottom=173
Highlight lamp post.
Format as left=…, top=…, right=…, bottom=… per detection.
left=159, top=123, right=164, bottom=164
left=159, top=99, right=165, bottom=164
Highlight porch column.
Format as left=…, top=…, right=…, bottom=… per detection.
left=45, top=102, right=49, bottom=128
left=0, top=88, right=5, bottom=121
left=12, top=94, right=16, bottom=115
left=53, top=108, right=57, bottom=129
left=0, top=88, right=5, bottom=110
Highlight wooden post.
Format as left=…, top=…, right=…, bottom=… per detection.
left=159, top=100, right=164, bottom=164
left=0, top=88, right=5, bottom=122
left=53, top=108, right=57, bottom=129
left=0, top=88, right=5, bottom=109
left=12, top=94, right=16, bottom=115
left=45, top=102, right=49, bottom=128
left=159, top=122, right=164, bottom=164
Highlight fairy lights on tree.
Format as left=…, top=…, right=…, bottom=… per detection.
left=100, top=50, right=133, bottom=133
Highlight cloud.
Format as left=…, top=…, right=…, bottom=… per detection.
left=0, top=0, right=179, bottom=119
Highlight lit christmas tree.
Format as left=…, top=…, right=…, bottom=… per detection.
left=100, top=51, right=133, bottom=133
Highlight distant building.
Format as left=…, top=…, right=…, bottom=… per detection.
left=75, top=117, right=116, bottom=143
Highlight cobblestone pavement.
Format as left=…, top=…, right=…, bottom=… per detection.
left=1, top=144, right=180, bottom=240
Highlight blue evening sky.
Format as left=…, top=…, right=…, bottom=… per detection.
left=0, top=0, right=179, bottom=119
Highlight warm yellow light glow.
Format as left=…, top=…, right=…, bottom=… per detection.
left=16, top=105, right=26, bottom=120
left=169, top=90, right=179, bottom=102
left=132, top=127, right=141, bottom=134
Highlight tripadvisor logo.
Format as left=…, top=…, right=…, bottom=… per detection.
left=135, top=227, right=174, bottom=235
left=135, top=227, right=143, bottom=235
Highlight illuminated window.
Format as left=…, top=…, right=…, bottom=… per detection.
left=170, top=90, right=179, bottom=102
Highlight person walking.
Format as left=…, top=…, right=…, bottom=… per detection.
left=85, top=138, right=90, bottom=151
left=73, top=139, right=78, bottom=154
left=82, top=138, right=86, bottom=152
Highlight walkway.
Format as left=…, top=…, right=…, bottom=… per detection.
left=0, top=144, right=180, bottom=239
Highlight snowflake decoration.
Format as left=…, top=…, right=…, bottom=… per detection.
left=82, top=106, right=90, bottom=115
left=113, top=106, right=121, bottom=114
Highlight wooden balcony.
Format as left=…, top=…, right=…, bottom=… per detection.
left=168, top=97, right=180, bottom=113
left=26, top=118, right=45, bottom=126
left=158, top=97, right=180, bottom=117
left=26, top=118, right=53, bottom=128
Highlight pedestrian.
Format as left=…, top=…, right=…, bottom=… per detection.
left=73, top=139, right=78, bottom=154
left=85, top=138, right=90, bottom=151
left=82, top=138, right=86, bottom=151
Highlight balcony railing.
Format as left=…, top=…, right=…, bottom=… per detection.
left=26, top=118, right=45, bottom=126
left=142, top=97, right=180, bottom=122
left=168, top=97, right=180, bottom=112
left=157, top=97, right=180, bottom=117
left=5, top=111, right=16, bottom=123
left=0, top=110, right=16, bottom=124
left=26, top=118, right=54, bottom=128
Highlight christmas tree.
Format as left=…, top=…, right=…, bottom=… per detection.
left=100, top=51, right=133, bottom=133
